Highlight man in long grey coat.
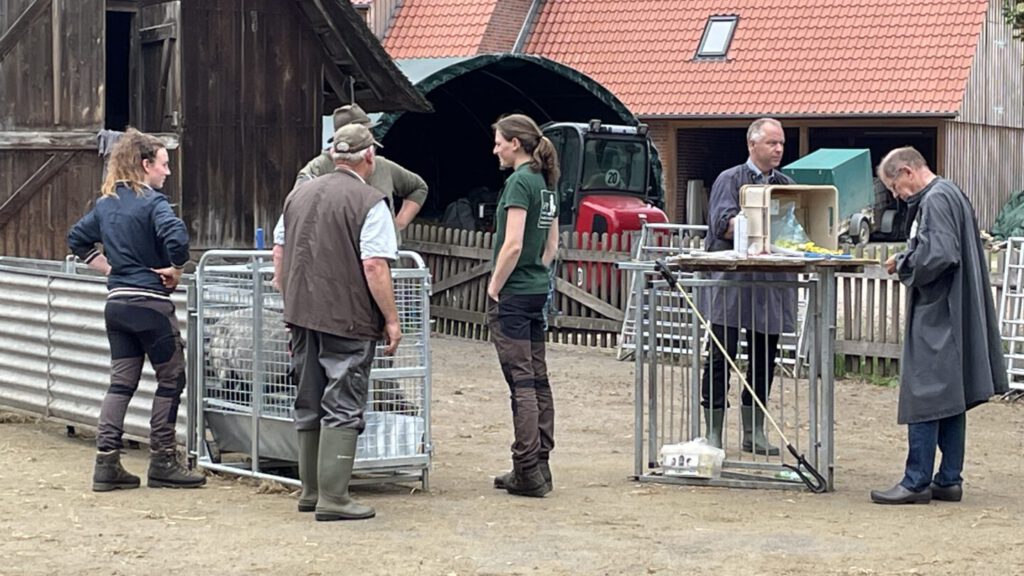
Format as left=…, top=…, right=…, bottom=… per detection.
left=871, top=147, right=1008, bottom=505
left=699, top=118, right=798, bottom=455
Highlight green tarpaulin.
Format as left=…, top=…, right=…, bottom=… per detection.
left=991, top=190, right=1024, bottom=240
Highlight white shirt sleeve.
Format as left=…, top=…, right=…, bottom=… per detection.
left=273, top=214, right=286, bottom=246
left=360, top=200, right=398, bottom=261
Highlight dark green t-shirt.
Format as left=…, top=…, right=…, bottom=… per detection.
left=493, top=164, right=559, bottom=295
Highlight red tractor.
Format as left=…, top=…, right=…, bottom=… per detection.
left=542, top=119, right=668, bottom=237
left=541, top=120, right=668, bottom=295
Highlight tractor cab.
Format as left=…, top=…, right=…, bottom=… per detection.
left=543, top=120, right=668, bottom=235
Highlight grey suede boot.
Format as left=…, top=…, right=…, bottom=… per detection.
left=93, top=450, right=141, bottom=492
left=703, top=408, right=725, bottom=449
left=147, top=448, right=207, bottom=488
left=494, top=460, right=552, bottom=492
left=297, top=430, right=319, bottom=512
left=741, top=405, right=781, bottom=456
left=315, top=428, right=375, bottom=521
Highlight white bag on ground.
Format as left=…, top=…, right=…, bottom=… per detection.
left=659, top=438, right=725, bottom=479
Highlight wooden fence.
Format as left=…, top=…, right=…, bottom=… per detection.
left=404, top=224, right=640, bottom=347
left=837, top=245, right=903, bottom=377
left=405, top=225, right=1007, bottom=377
left=837, top=243, right=1007, bottom=377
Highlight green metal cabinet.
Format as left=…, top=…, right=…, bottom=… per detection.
left=782, top=149, right=873, bottom=241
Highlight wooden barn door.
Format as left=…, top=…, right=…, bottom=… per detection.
left=0, top=0, right=104, bottom=259
left=135, top=0, right=181, bottom=134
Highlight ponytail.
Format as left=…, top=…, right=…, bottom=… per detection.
left=532, top=136, right=560, bottom=190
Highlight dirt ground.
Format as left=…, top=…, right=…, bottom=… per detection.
left=1, top=335, right=1022, bottom=576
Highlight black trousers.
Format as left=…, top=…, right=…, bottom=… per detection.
left=99, top=296, right=185, bottom=452
left=700, top=324, right=780, bottom=410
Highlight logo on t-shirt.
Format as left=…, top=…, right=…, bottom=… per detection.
left=539, top=189, right=557, bottom=229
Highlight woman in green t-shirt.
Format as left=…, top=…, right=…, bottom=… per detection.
left=487, top=114, right=561, bottom=498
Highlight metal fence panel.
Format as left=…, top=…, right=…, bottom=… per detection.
left=0, top=260, right=189, bottom=443
left=0, top=271, right=51, bottom=415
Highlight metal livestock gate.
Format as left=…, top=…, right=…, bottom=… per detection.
left=626, top=256, right=866, bottom=492
left=190, top=250, right=433, bottom=488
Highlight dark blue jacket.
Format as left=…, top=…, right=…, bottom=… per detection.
left=67, top=183, right=190, bottom=295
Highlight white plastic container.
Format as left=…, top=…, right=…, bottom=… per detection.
left=660, top=439, right=726, bottom=479
left=732, top=212, right=749, bottom=256
left=356, top=412, right=425, bottom=460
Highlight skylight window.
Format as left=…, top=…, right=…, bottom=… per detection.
left=696, top=15, right=738, bottom=59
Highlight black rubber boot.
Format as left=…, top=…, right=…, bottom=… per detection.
left=297, top=430, right=319, bottom=512
left=147, top=449, right=207, bottom=489
left=504, top=466, right=550, bottom=498
left=315, top=427, right=375, bottom=521
left=93, top=450, right=141, bottom=492
left=494, top=461, right=552, bottom=492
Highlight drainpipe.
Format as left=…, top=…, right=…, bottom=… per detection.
left=512, top=0, right=545, bottom=54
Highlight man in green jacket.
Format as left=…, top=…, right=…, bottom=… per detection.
left=273, top=103, right=428, bottom=285
left=287, top=104, right=428, bottom=233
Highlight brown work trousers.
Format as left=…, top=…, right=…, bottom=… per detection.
left=488, top=293, right=555, bottom=472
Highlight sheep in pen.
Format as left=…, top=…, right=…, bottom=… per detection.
left=205, top=307, right=419, bottom=417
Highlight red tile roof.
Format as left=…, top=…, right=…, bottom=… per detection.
left=383, top=0, right=498, bottom=59
left=524, top=0, right=988, bottom=117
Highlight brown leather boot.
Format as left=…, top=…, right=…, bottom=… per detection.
left=494, top=461, right=552, bottom=492
left=504, top=466, right=550, bottom=498
left=93, top=450, right=140, bottom=492
left=147, top=449, right=206, bottom=489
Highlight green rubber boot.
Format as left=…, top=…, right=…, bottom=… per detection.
left=741, top=405, right=780, bottom=456
left=297, top=430, right=319, bottom=512
left=703, top=408, right=725, bottom=449
left=315, top=428, right=375, bottom=521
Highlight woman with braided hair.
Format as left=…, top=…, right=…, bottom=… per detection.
left=487, top=114, right=561, bottom=497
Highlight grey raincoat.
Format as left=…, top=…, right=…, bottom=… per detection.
left=700, top=163, right=797, bottom=334
left=894, top=178, right=1008, bottom=424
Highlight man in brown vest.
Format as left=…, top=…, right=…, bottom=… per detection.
left=281, top=123, right=402, bottom=522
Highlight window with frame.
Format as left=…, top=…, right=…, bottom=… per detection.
left=696, top=15, right=738, bottom=59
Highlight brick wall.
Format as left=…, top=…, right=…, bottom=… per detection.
left=647, top=121, right=676, bottom=221
left=478, top=0, right=533, bottom=52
